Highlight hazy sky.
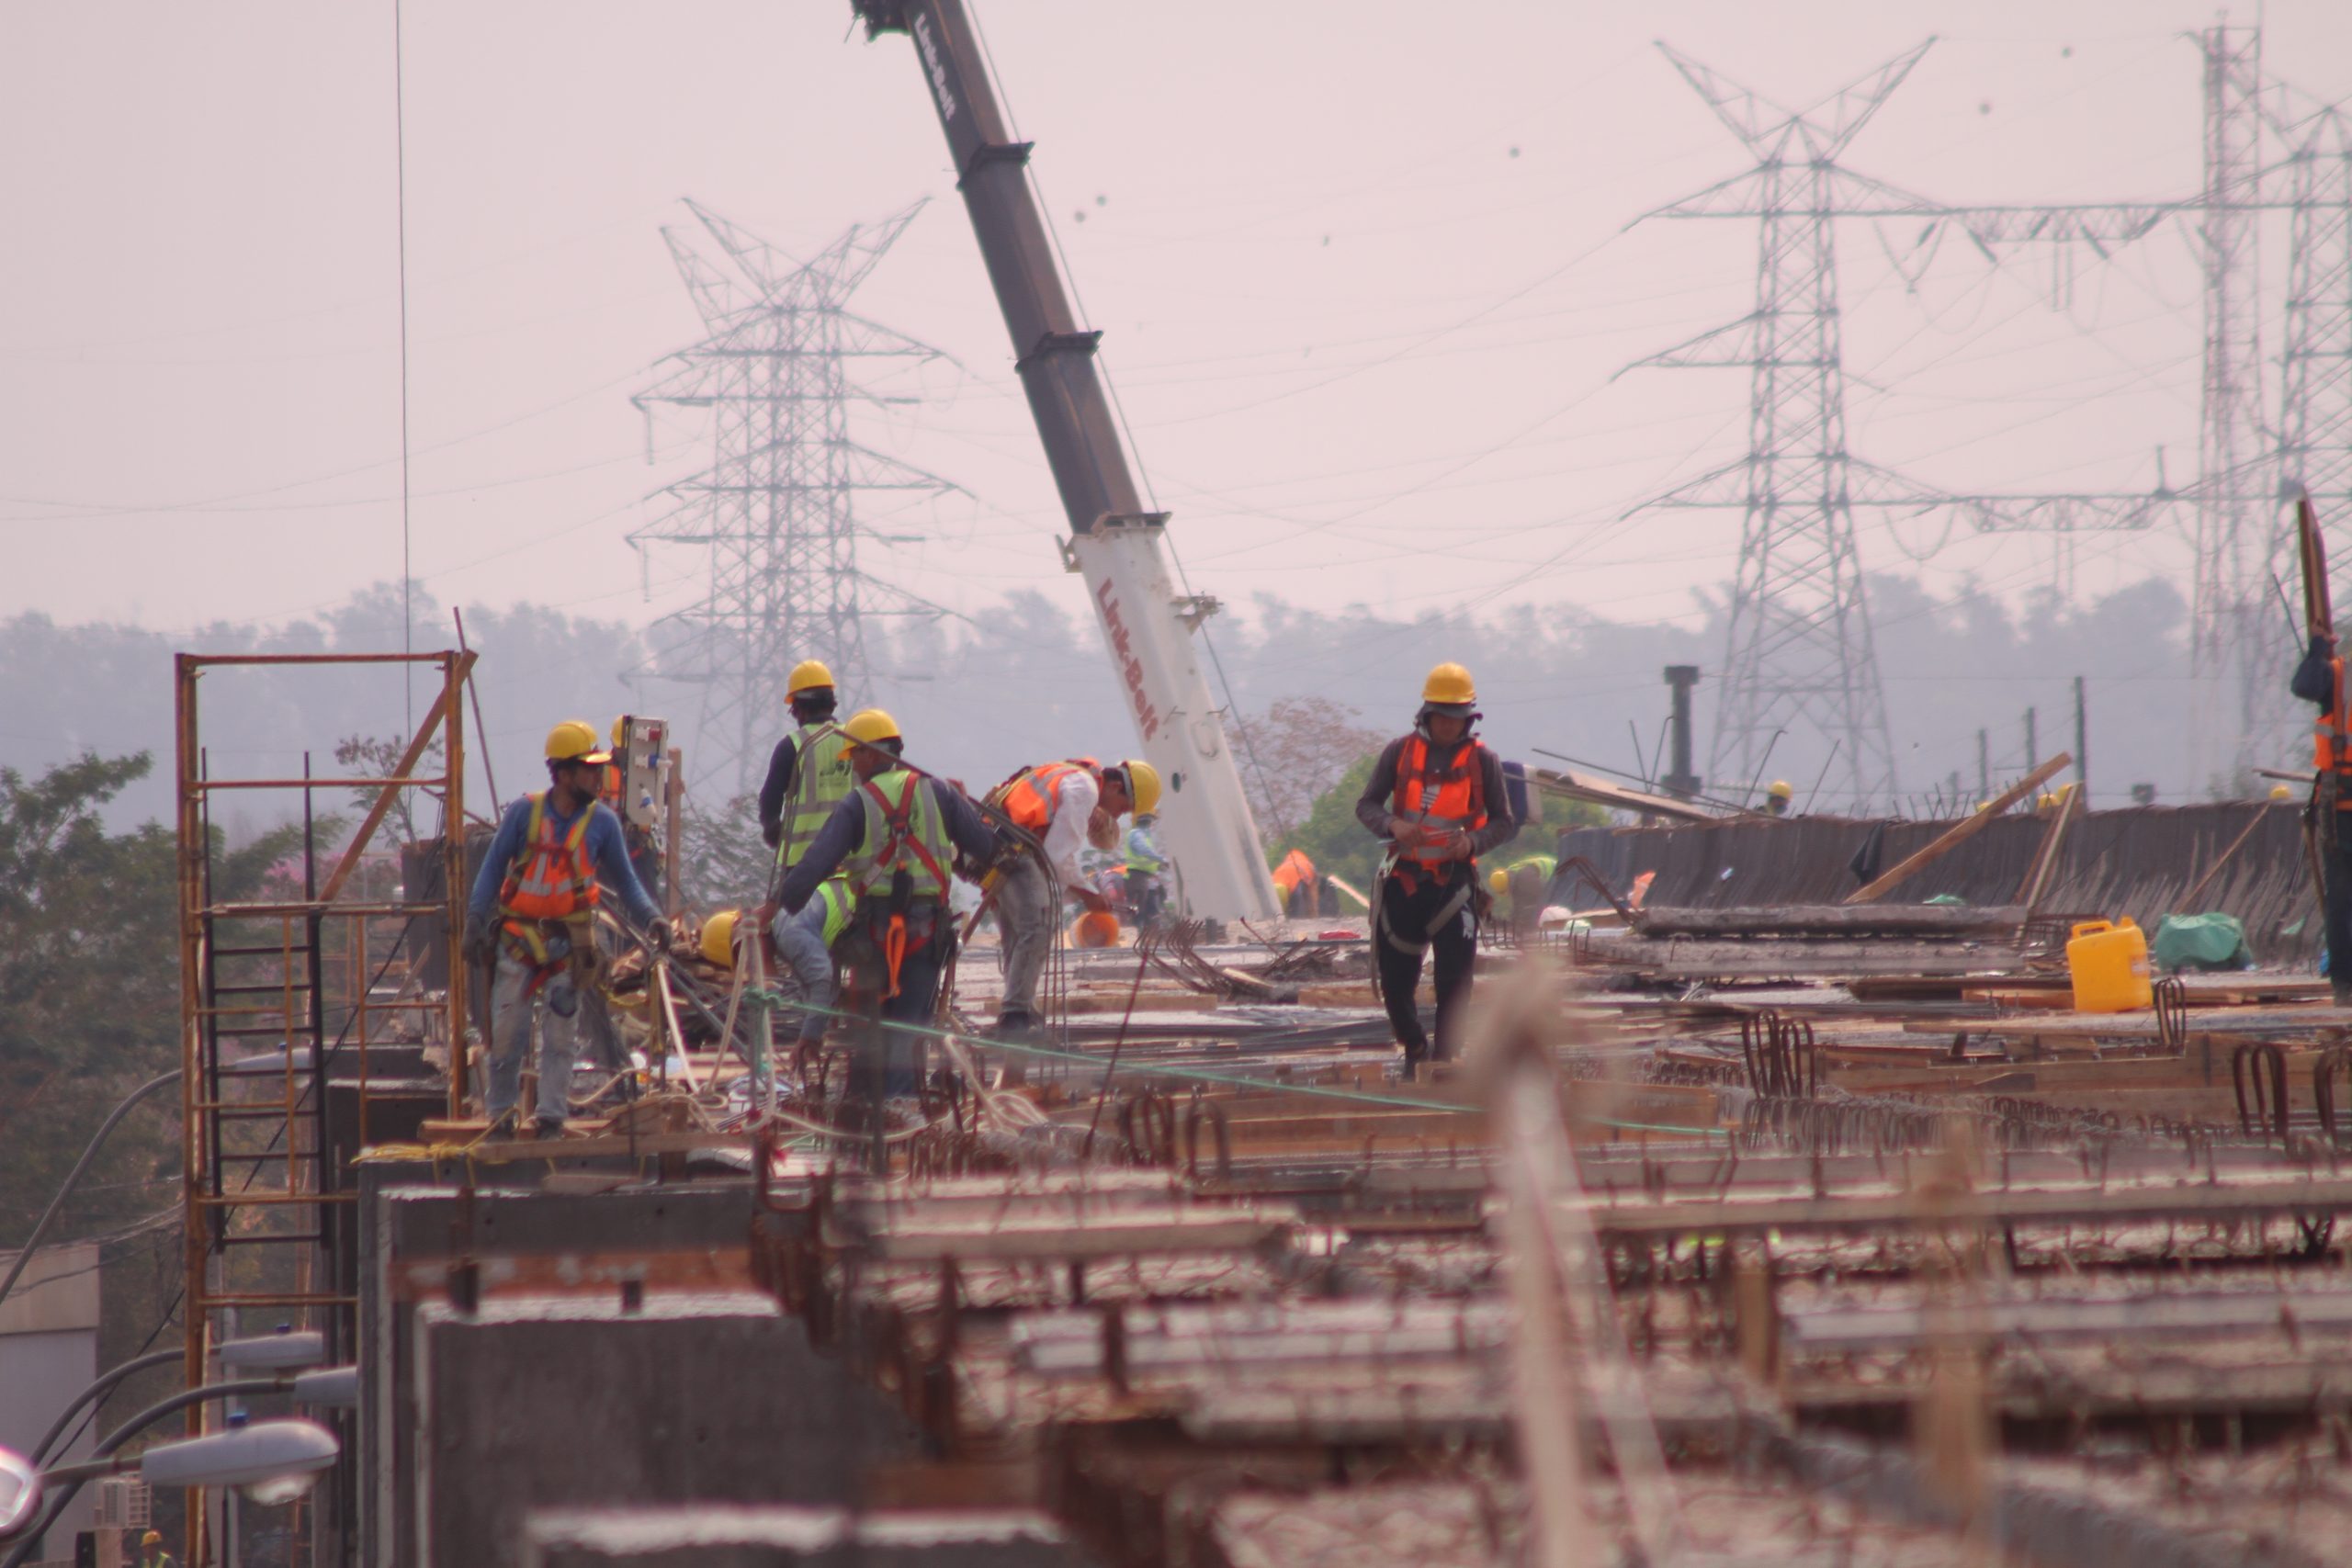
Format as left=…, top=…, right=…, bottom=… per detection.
left=1, top=2, right=2346, bottom=652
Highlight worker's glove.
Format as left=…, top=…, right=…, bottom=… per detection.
left=460, top=923, right=499, bottom=968
left=643, top=918, right=672, bottom=953
left=761, top=819, right=782, bottom=850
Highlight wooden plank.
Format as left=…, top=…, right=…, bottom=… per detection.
left=1528, top=765, right=1723, bottom=824
left=1843, top=753, right=2071, bottom=905
left=1582, top=1175, right=2352, bottom=1239
left=1634, top=904, right=2028, bottom=938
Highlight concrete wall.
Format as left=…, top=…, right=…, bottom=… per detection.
left=413, top=1294, right=920, bottom=1568
left=1555, top=801, right=2320, bottom=964
left=0, top=1243, right=102, bottom=1547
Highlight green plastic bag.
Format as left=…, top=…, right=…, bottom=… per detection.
left=2151, top=912, right=2251, bottom=972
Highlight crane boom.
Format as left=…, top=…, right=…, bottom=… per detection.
left=851, top=0, right=1282, bottom=920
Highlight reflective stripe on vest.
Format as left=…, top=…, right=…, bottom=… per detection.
left=855, top=769, right=953, bottom=900
left=1390, top=735, right=1488, bottom=868
left=997, top=760, right=1096, bottom=836
left=778, top=722, right=854, bottom=872
left=498, top=793, right=601, bottom=921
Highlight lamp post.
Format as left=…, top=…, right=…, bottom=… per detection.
left=0, top=1370, right=354, bottom=1566
left=0, top=1421, right=338, bottom=1547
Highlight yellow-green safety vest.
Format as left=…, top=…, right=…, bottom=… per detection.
left=853, top=768, right=953, bottom=901
left=776, top=721, right=854, bottom=873
left=811, top=874, right=858, bottom=946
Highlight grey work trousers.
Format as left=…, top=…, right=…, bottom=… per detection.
left=486, top=948, right=584, bottom=1124
left=994, top=857, right=1056, bottom=1021
left=768, top=900, right=840, bottom=1044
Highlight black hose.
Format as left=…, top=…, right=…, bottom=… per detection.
left=29, top=1348, right=182, bottom=1464
left=0, top=1070, right=182, bottom=1317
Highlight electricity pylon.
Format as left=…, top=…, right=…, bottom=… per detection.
left=631, top=200, right=959, bottom=798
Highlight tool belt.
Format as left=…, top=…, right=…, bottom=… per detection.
left=499, top=913, right=602, bottom=999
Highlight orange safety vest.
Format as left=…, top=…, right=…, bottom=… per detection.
left=1388, top=734, right=1488, bottom=873
left=498, top=793, right=602, bottom=922
left=995, top=758, right=1099, bottom=835
left=2319, top=656, right=2352, bottom=790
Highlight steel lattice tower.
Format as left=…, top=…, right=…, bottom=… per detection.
left=2188, top=26, right=2268, bottom=784
left=631, top=200, right=956, bottom=798
left=2258, top=96, right=2352, bottom=761
left=1630, top=45, right=1930, bottom=812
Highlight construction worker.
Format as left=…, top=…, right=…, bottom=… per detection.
left=1356, top=663, right=1518, bottom=1070
left=758, top=660, right=856, bottom=877
left=1487, top=852, right=1558, bottom=937
left=1124, top=809, right=1170, bottom=928
left=2294, top=633, right=2352, bottom=1002
left=1271, top=847, right=1317, bottom=917
left=463, top=721, right=669, bottom=1136
left=987, top=757, right=1161, bottom=1036
left=137, top=1530, right=174, bottom=1568
left=767, top=873, right=861, bottom=1055
left=1764, top=780, right=1793, bottom=817
left=778, top=710, right=1000, bottom=1097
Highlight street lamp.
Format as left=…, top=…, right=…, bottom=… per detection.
left=0, top=1421, right=339, bottom=1542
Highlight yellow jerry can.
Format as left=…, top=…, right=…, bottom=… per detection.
left=2067, top=918, right=2153, bottom=1013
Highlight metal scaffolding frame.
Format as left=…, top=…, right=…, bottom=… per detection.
left=172, top=650, right=471, bottom=1564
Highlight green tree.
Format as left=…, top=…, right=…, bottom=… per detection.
left=0, top=753, right=180, bottom=1247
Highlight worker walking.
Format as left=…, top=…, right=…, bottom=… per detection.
left=1123, top=809, right=1170, bottom=929
left=1764, top=780, right=1793, bottom=817
left=778, top=710, right=1000, bottom=1098
left=758, top=660, right=857, bottom=876
left=987, top=757, right=1160, bottom=1036
left=1487, top=852, right=1558, bottom=938
left=2294, top=633, right=2352, bottom=1003
left=1356, top=663, right=1519, bottom=1071
left=464, top=721, right=669, bottom=1136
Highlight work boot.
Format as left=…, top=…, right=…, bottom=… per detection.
left=993, top=1008, right=1041, bottom=1041
left=534, top=1114, right=565, bottom=1140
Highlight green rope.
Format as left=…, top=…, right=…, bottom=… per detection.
left=735, top=986, right=1727, bottom=1140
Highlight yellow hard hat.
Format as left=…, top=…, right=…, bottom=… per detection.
left=1421, top=661, right=1476, bottom=706
left=1767, top=779, right=1792, bottom=799
left=1488, top=867, right=1510, bottom=896
left=545, top=719, right=611, bottom=765
left=611, top=716, right=628, bottom=748
left=700, top=910, right=740, bottom=968
left=786, top=660, right=835, bottom=698
left=2272, top=784, right=2295, bottom=801
left=842, top=708, right=901, bottom=749
left=1117, top=759, right=1161, bottom=816
left=143, top=1533, right=162, bottom=1548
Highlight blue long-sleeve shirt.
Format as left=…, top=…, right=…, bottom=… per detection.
left=468, top=792, right=663, bottom=932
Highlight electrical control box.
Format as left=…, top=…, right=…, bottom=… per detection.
left=613, top=715, right=671, bottom=831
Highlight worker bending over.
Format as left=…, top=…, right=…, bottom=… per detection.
left=758, top=660, right=856, bottom=874
left=777, top=710, right=1000, bottom=1097
left=988, top=756, right=1161, bottom=1035
left=2294, top=632, right=2352, bottom=1004
left=1487, top=852, right=1557, bottom=939
left=770, top=873, right=860, bottom=1055
left=465, top=721, right=668, bottom=1136
left=1357, top=663, right=1519, bottom=1071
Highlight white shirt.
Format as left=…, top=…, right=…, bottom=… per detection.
left=1038, top=769, right=1102, bottom=888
